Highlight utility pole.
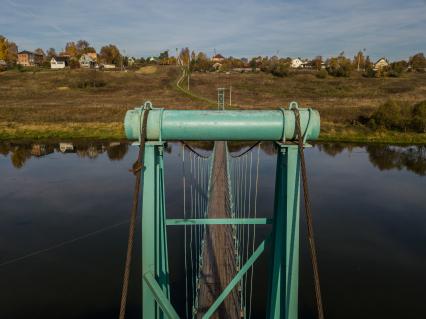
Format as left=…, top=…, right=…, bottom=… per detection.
left=217, top=88, right=225, bottom=110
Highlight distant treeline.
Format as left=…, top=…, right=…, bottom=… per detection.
left=1, top=35, right=425, bottom=77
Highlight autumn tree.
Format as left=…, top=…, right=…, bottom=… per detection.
left=326, top=52, right=353, bottom=77
left=65, top=42, right=78, bottom=57
left=99, top=44, right=121, bottom=65
left=179, top=47, right=192, bottom=90
left=0, top=35, right=18, bottom=64
left=409, top=53, right=426, bottom=72
left=46, top=48, right=57, bottom=58
left=353, top=50, right=366, bottom=71
left=76, top=40, right=89, bottom=53
left=311, top=56, right=323, bottom=70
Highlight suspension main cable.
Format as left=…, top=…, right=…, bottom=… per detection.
left=229, top=141, right=260, bottom=158
left=294, top=109, right=325, bottom=319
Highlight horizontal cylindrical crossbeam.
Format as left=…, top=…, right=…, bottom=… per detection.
left=124, top=106, right=320, bottom=141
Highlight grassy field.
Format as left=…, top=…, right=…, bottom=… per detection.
left=1, top=66, right=426, bottom=143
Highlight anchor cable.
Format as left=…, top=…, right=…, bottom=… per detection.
left=294, top=109, right=325, bottom=319
left=119, top=108, right=150, bottom=319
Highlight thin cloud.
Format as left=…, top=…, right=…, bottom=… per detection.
left=0, top=0, right=425, bottom=60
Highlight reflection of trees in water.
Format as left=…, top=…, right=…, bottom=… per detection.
left=107, top=143, right=129, bottom=160
left=0, top=142, right=10, bottom=156
left=316, top=143, right=358, bottom=157
left=11, top=145, right=32, bottom=169
left=316, top=142, right=426, bottom=176
left=260, top=142, right=276, bottom=155
left=367, top=145, right=426, bottom=176
left=0, top=141, right=130, bottom=168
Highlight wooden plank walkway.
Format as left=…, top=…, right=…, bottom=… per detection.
left=197, top=141, right=240, bottom=319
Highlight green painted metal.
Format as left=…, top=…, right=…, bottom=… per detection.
left=165, top=218, right=272, bottom=225
left=124, top=102, right=320, bottom=319
left=144, top=272, right=180, bottom=319
left=202, top=236, right=271, bottom=319
left=266, top=144, right=300, bottom=319
left=124, top=107, right=320, bottom=141
left=141, top=142, right=170, bottom=319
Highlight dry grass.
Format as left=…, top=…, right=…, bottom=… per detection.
left=1, top=67, right=426, bottom=141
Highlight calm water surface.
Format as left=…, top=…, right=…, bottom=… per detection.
left=0, top=141, right=425, bottom=319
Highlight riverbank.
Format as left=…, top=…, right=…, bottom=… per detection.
left=1, top=67, right=425, bottom=143
left=2, top=121, right=426, bottom=144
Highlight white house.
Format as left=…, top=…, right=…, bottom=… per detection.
left=50, top=56, right=68, bottom=69
left=128, top=57, right=135, bottom=66
left=373, top=57, right=389, bottom=70
left=79, top=53, right=97, bottom=68
left=291, top=58, right=303, bottom=68
left=212, top=54, right=225, bottom=63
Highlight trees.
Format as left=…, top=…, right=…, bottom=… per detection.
left=65, top=42, right=78, bottom=57
left=409, top=53, right=426, bottom=72
left=311, top=56, right=323, bottom=70
left=326, top=53, right=353, bottom=77
left=46, top=48, right=57, bottom=59
left=0, top=35, right=18, bottom=64
left=99, top=44, right=121, bottom=65
left=353, top=50, right=366, bottom=71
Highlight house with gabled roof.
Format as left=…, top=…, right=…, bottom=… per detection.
left=17, top=51, right=43, bottom=66
left=50, top=56, right=69, bottom=69
left=212, top=54, right=225, bottom=63
left=79, top=53, right=97, bottom=68
left=373, top=57, right=389, bottom=70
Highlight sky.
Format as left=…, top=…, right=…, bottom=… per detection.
left=1, top=0, right=425, bottom=61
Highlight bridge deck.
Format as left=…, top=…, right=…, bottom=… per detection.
left=197, top=141, right=240, bottom=319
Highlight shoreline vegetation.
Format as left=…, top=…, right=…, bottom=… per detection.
left=1, top=66, right=426, bottom=144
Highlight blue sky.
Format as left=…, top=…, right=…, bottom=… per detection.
left=1, top=0, right=425, bottom=60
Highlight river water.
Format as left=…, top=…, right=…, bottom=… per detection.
left=0, top=141, right=425, bottom=319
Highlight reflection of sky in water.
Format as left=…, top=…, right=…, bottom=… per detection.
left=0, top=143, right=425, bottom=318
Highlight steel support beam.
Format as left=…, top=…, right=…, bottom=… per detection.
left=202, top=236, right=270, bottom=319
left=142, top=142, right=170, bottom=319
left=144, top=272, right=180, bottom=319
left=267, top=144, right=301, bottom=319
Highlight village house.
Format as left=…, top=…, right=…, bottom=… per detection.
left=128, top=57, right=135, bottom=66
left=17, top=50, right=43, bottom=67
left=290, top=58, right=311, bottom=69
left=79, top=53, right=97, bottom=68
left=291, top=58, right=303, bottom=68
left=212, top=54, right=225, bottom=63
left=50, top=56, right=69, bottom=69
left=374, top=57, right=389, bottom=70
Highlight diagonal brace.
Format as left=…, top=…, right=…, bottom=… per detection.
left=202, top=234, right=271, bottom=319
left=143, top=272, right=180, bottom=319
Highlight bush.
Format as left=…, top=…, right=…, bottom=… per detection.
left=370, top=100, right=426, bottom=132
left=326, top=55, right=353, bottom=77
left=316, top=69, right=327, bottom=79
left=363, top=66, right=376, bottom=78
left=270, top=63, right=289, bottom=77
left=412, top=101, right=426, bottom=132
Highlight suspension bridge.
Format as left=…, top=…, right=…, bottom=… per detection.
left=120, top=101, right=322, bottom=319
